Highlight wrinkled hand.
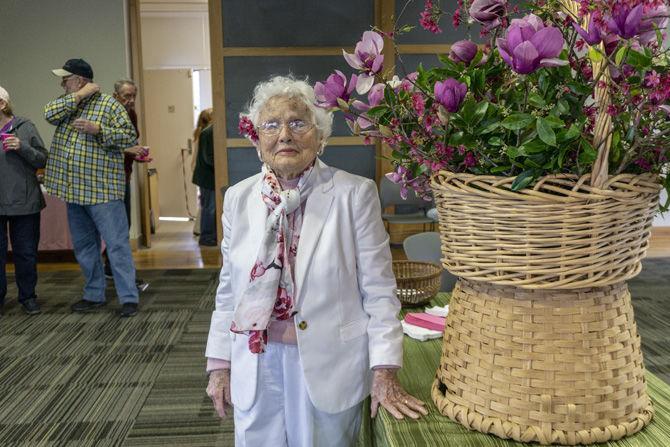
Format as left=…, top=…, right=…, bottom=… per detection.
left=370, top=369, right=428, bottom=420
left=206, top=369, right=232, bottom=419
left=75, top=82, right=100, bottom=101
left=73, top=118, right=100, bottom=135
left=2, top=136, right=20, bottom=151
left=124, top=145, right=149, bottom=160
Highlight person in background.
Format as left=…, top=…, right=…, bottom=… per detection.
left=0, top=85, right=48, bottom=316
left=191, top=117, right=217, bottom=246
left=44, top=58, right=139, bottom=317
left=205, top=76, right=427, bottom=446
left=191, top=108, right=213, bottom=237
left=103, top=78, right=149, bottom=292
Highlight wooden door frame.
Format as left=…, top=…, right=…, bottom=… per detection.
left=127, top=0, right=152, bottom=248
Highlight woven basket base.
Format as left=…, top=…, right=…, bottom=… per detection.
left=431, top=279, right=654, bottom=445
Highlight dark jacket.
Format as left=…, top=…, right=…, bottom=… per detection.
left=192, top=124, right=214, bottom=190
left=0, top=116, right=48, bottom=215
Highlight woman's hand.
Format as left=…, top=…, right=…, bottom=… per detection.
left=206, top=369, right=233, bottom=419
left=2, top=135, right=20, bottom=151
left=370, top=368, right=428, bottom=420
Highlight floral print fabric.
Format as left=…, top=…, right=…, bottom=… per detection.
left=231, top=163, right=315, bottom=353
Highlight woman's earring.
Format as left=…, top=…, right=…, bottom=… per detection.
left=256, top=150, right=263, bottom=162
left=317, top=145, right=324, bottom=156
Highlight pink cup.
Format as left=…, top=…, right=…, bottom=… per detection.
left=1, top=133, right=12, bottom=152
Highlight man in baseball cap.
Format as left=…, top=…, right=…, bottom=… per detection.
left=51, top=58, right=94, bottom=80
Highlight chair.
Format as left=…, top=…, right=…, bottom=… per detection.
left=379, top=176, right=435, bottom=232
left=403, top=232, right=457, bottom=292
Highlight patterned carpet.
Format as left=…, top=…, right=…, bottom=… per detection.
left=0, top=259, right=669, bottom=446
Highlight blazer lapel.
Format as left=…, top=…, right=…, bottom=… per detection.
left=295, top=160, right=333, bottom=307
left=247, top=180, right=267, bottom=246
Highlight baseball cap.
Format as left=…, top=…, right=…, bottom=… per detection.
left=52, top=58, right=94, bottom=80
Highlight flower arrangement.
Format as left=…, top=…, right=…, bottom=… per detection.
left=304, top=0, right=670, bottom=204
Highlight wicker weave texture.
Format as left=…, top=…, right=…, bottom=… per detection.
left=392, top=261, right=441, bottom=306
left=432, top=279, right=654, bottom=445
left=430, top=172, right=661, bottom=289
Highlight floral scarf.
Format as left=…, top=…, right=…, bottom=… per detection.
left=231, top=162, right=315, bottom=353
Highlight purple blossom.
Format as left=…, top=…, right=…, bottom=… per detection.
left=449, top=40, right=478, bottom=64
left=573, top=17, right=603, bottom=45
left=607, top=4, right=644, bottom=39
left=343, top=31, right=384, bottom=94
left=434, top=78, right=467, bottom=113
left=496, top=14, right=566, bottom=75
left=639, top=5, right=669, bottom=45
left=469, top=0, right=506, bottom=30
left=352, top=83, right=385, bottom=129
left=314, top=70, right=357, bottom=108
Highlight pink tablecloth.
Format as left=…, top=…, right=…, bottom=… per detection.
left=39, top=190, right=73, bottom=251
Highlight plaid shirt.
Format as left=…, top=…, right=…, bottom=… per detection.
left=44, top=92, right=137, bottom=205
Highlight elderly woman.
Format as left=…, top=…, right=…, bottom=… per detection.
left=0, top=86, right=48, bottom=316
left=205, top=76, right=427, bottom=446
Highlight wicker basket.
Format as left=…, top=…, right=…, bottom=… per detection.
left=431, top=278, right=654, bottom=445
left=392, top=260, right=441, bottom=307
left=427, top=2, right=660, bottom=442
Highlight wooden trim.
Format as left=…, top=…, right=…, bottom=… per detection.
left=222, top=47, right=353, bottom=57
left=397, top=44, right=452, bottom=54
left=209, top=0, right=227, bottom=244
left=128, top=0, right=152, bottom=248
left=226, top=136, right=370, bottom=148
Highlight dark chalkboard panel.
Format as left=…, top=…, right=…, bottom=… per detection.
left=226, top=145, right=376, bottom=186
left=224, top=56, right=361, bottom=138
left=395, top=53, right=444, bottom=77
left=222, top=0, right=375, bottom=47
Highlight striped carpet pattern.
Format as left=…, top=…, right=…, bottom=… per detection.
left=0, top=269, right=233, bottom=446
left=0, top=258, right=669, bottom=446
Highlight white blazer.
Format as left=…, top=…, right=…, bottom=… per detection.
left=205, top=159, right=403, bottom=414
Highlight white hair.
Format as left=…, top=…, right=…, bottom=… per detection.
left=242, top=75, right=333, bottom=143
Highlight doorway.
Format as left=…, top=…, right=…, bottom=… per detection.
left=129, top=0, right=218, bottom=267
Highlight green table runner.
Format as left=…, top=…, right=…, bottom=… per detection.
left=359, top=293, right=670, bottom=447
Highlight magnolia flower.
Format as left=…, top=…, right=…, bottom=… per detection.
left=607, top=4, right=643, bottom=39
left=449, top=40, right=478, bottom=64
left=469, top=0, right=506, bottom=30
left=352, top=83, right=385, bottom=129
left=639, top=5, right=669, bottom=45
left=314, top=70, right=357, bottom=108
left=496, top=14, right=566, bottom=75
left=343, top=31, right=384, bottom=94
left=434, top=79, right=467, bottom=113
left=573, top=17, right=603, bottom=45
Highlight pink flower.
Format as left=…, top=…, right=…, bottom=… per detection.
left=238, top=115, right=258, bottom=143
left=463, top=151, right=478, bottom=168
left=412, top=93, right=426, bottom=116
left=419, top=0, right=443, bottom=34
left=434, top=78, right=467, bottom=112
left=314, top=70, right=357, bottom=108
left=343, top=31, right=384, bottom=94
left=645, top=70, right=661, bottom=88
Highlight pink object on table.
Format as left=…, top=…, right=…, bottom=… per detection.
left=404, top=313, right=446, bottom=332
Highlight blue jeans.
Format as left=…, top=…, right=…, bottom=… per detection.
left=0, top=213, right=40, bottom=304
left=199, top=188, right=217, bottom=245
left=67, top=200, right=138, bottom=304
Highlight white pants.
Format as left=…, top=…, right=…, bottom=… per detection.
left=234, top=342, right=362, bottom=447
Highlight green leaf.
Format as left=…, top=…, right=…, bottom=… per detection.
left=589, top=46, right=603, bottom=63
left=366, top=105, right=387, bottom=119
left=615, top=46, right=627, bottom=66
left=543, top=115, right=564, bottom=128
left=528, top=93, right=546, bottom=108
left=506, top=146, right=520, bottom=158
left=459, top=99, right=477, bottom=125
left=488, top=136, right=504, bottom=146
left=626, top=49, right=652, bottom=69
left=448, top=131, right=464, bottom=145
left=479, top=120, right=500, bottom=134
left=491, top=165, right=511, bottom=174
left=511, top=170, right=536, bottom=191
left=578, top=139, right=597, bottom=165
left=536, top=118, right=557, bottom=147
left=558, top=147, right=569, bottom=168
left=555, top=99, right=570, bottom=115
left=473, top=101, right=489, bottom=125
left=501, top=113, right=534, bottom=130
left=521, top=138, right=549, bottom=154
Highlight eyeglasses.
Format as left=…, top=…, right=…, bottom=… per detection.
left=258, top=119, right=314, bottom=135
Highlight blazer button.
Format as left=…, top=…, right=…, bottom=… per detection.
left=298, top=321, right=308, bottom=330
